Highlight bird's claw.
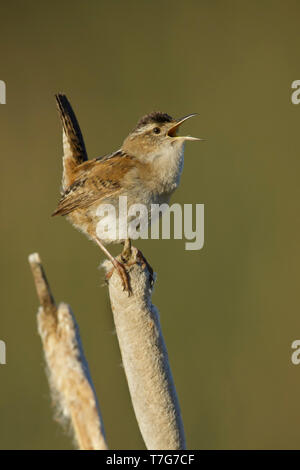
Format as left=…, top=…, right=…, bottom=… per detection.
left=106, top=259, right=132, bottom=295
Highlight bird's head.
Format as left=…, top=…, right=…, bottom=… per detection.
left=122, top=112, right=201, bottom=159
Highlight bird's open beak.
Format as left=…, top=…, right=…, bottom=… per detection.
left=167, top=113, right=203, bottom=141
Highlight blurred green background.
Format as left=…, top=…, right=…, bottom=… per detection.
left=1, top=0, right=300, bottom=450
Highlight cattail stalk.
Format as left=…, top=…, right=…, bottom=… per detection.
left=103, top=247, right=186, bottom=450
left=28, top=253, right=108, bottom=450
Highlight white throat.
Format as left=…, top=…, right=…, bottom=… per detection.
left=148, top=141, right=185, bottom=196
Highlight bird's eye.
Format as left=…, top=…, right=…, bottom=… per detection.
left=153, top=127, right=161, bottom=134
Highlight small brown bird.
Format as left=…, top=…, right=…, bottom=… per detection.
left=52, top=94, right=201, bottom=293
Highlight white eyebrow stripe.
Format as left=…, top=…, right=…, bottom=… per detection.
left=134, top=123, right=162, bottom=135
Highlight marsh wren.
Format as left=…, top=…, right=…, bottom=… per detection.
left=52, top=94, right=201, bottom=293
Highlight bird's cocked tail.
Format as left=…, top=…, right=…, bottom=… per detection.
left=55, top=93, right=88, bottom=190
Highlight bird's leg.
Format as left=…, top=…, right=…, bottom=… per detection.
left=121, top=238, right=132, bottom=262
left=95, top=237, right=131, bottom=294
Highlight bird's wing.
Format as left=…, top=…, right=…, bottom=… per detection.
left=55, top=93, right=88, bottom=189
left=52, top=152, right=137, bottom=216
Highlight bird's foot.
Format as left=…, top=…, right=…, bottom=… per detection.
left=126, top=248, right=154, bottom=287
left=105, top=258, right=132, bottom=295
left=137, top=250, right=154, bottom=286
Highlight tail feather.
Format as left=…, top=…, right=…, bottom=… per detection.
left=55, top=93, right=88, bottom=189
